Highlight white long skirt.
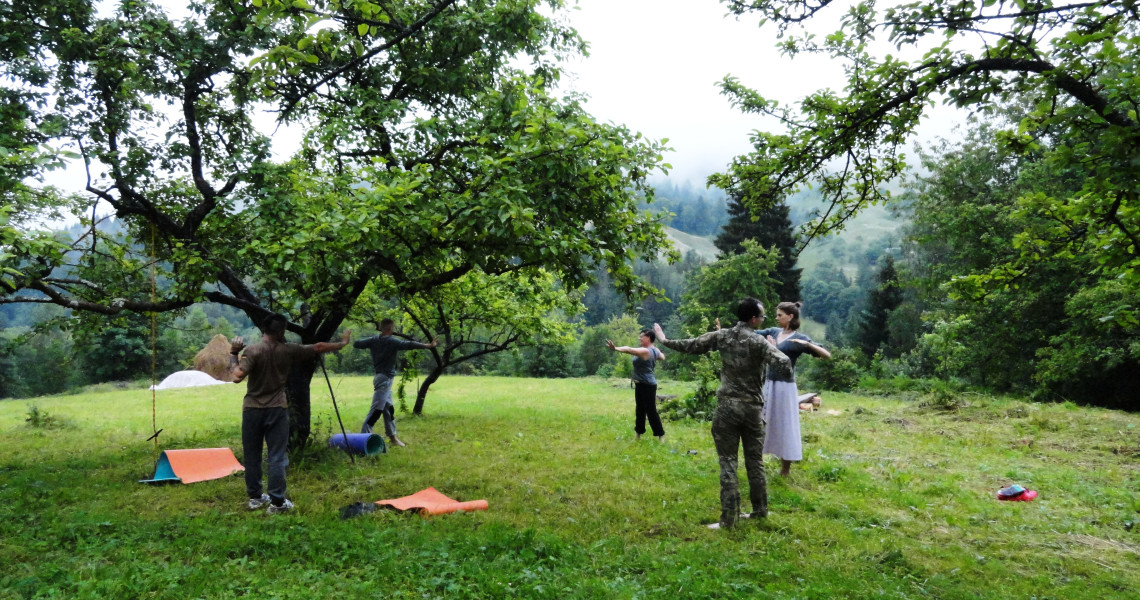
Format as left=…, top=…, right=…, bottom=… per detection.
left=761, top=379, right=801, bottom=461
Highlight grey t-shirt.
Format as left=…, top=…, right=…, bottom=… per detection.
left=756, top=328, right=820, bottom=382
left=631, top=347, right=663, bottom=385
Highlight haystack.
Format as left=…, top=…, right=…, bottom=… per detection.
left=194, top=334, right=235, bottom=381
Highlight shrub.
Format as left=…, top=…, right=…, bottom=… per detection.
left=801, top=347, right=862, bottom=391
left=612, top=355, right=633, bottom=380
left=25, top=404, right=68, bottom=429
left=917, top=382, right=968, bottom=412
left=660, top=355, right=718, bottom=422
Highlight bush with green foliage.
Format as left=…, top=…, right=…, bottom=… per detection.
left=1031, top=281, right=1140, bottom=408
left=677, top=239, right=781, bottom=333
left=659, top=355, right=718, bottom=422
left=2, top=326, right=81, bottom=399
left=574, top=325, right=614, bottom=377
left=572, top=315, right=642, bottom=377
left=24, top=404, right=67, bottom=429
left=799, top=347, right=862, bottom=392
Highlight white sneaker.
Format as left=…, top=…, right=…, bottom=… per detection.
left=247, top=494, right=271, bottom=510
left=266, top=499, right=294, bottom=515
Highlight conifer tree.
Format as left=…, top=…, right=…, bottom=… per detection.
left=853, top=255, right=903, bottom=359
left=714, top=194, right=802, bottom=302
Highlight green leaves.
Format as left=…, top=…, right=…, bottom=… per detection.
left=718, top=0, right=1140, bottom=403
left=718, top=0, right=1140, bottom=261
left=677, top=239, right=781, bottom=334
left=3, top=0, right=668, bottom=353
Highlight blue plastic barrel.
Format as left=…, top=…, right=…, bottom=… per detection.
left=328, top=433, right=386, bottom=456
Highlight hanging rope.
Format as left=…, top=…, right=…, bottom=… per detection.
left=147, top=223, right=161, bottom=447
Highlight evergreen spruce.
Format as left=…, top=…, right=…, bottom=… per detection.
left=714, top=194, right=802, bottom=302
left=853, top=255, right=903, bottom=358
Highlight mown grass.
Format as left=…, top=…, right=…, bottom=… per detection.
left=2, top=376, right=1138, bottom=599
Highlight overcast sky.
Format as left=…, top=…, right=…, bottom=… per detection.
left=67, top=0, right=964, bottom=197
left=561, top=0, right=828, bottom=185
left=560, top=0, right=965, bottom=186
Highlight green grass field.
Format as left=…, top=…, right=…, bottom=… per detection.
left=3, top=376, right=1138, bottom=599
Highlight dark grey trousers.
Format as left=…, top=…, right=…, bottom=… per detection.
left=361, top=373, right=397, bottom=437
left=634, top=382, right=665, bottom=437
left=242, top=407, right=290, bottom=503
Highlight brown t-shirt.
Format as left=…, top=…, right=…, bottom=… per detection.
left=238, top=339, right=318, bottom=409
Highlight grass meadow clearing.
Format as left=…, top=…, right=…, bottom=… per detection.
left=2, top=375, right=1139, bottom=599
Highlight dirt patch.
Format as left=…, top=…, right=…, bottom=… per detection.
left=1110, top=445, right=1140, bottom=458
left=1068, top=534, right=1140, bottom=556
left=1044, top=441, right=1080, bottom=453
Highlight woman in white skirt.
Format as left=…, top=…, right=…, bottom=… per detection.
left=757, top=302, right=830, bottom=476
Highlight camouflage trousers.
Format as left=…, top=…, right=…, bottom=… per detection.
left=711, top=396, right=767, bottom=528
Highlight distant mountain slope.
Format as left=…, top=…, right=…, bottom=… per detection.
left=661, top=202, right=904, bottom=269
left=665, top=227, right=720, bottom=261
left=797, top=204, right=904, bottom=274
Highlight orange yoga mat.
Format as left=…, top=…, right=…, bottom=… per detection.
left=140, top=448, right=245, bottom=484
left=375, top=487, right=489, bottom=516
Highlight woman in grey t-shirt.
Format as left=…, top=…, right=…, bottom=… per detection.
left=607, top=329, right=666, bottom=441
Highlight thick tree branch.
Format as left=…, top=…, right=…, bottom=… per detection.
left=24, top=281, right=193, bottom=314
left=181, top=81, right=220, bottom=233
left=884, top=1, right=1110, bottom=28
left=725, top=0, right=834, bottom=24
left=1103, top=192, right=1140, bottom=259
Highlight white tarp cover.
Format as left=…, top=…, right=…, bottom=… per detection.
left=150, top=370, right=232, bottom=390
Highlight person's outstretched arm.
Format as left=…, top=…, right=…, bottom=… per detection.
left=653, top=323, right=718, bottom=354
left=314, top=329, right=352, bottom=354
left=788, top=338, right=831, bottom=359
left=605, top=339, right=651, bottom=359
left=229, top=336, right=247, bottom=383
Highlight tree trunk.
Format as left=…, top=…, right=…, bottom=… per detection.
left=286, top=358, right=318, bottom=451
left=412, top=364, right=445, bottom=415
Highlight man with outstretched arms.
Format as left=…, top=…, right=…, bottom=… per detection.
left=230, top=313, right=351, bottom=514
left=354, top=318, right=438, bottom=448
left=654, top=297, right=789, bottom=529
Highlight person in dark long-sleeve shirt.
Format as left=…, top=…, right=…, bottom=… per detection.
left=353, top=318, right=437, bottom=447
left=654, top=298, right=789, bottom=529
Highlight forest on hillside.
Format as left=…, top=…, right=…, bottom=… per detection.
left=3, top=1, right=1136, bottom=417
left=9, top=139, right=1133, bottom=412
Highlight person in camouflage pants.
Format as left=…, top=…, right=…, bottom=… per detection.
left=654, top=298, right=790, bottom=529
